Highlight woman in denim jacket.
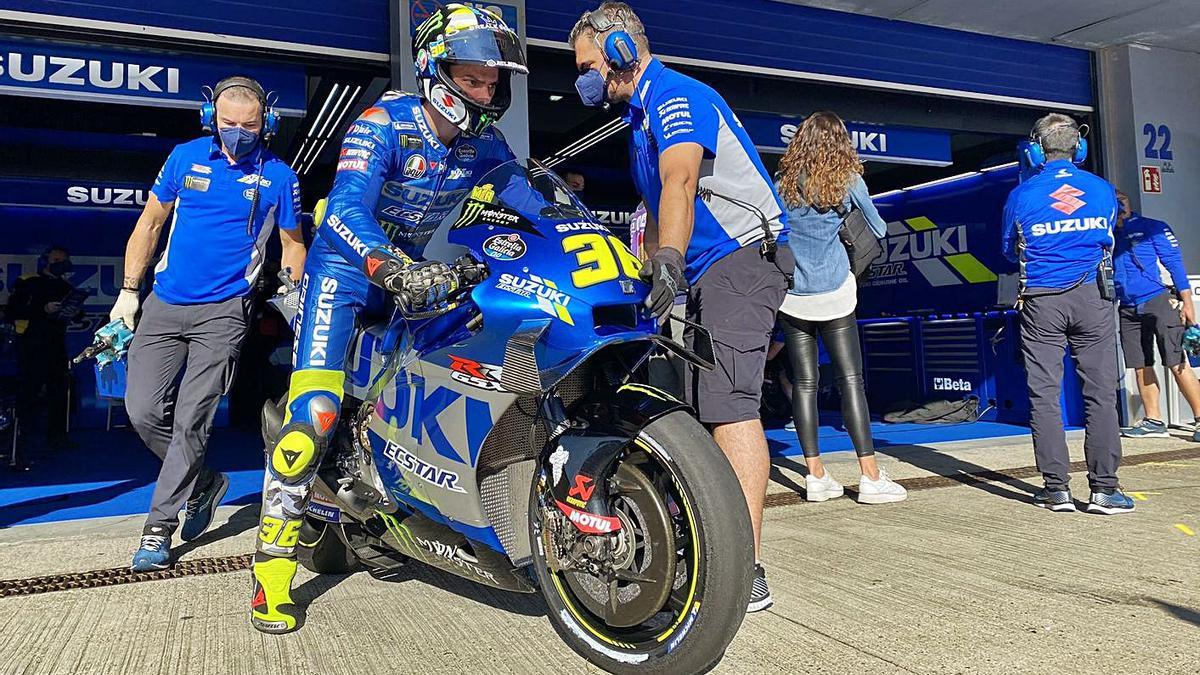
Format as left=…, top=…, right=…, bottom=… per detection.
left=775, top=111, right=906, bottom=504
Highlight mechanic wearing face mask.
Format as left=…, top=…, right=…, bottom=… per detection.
left=111, top=76, right=307, bottom=572
left=3, top=246, right=80, bottom=454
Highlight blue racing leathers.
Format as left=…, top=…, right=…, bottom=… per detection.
left=1002, top=159, right=1118, bottom=292
left=256, top=92, right=515, bottom=561
left=1113, top=213, right=1191, bottom=307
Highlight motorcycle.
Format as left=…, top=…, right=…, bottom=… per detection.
left=265, top=160, right=753, bottom=673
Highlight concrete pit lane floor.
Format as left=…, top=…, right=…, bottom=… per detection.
left=1, top=431, right=1198, bottom=674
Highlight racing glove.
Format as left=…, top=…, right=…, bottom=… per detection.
left=364, top=247, right=459, bottom=315
left=638, top=247, right=687, bottom=321
left=109, top=289, right=140, bottom=330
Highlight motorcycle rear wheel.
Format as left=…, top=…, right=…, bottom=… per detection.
left=528, top=410, right=754, bottom=674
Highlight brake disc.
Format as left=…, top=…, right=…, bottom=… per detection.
left=564, top=460, right=676, bottom=628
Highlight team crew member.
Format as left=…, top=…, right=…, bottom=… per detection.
left=1001, top=113, right=1132, bottom=515
left=570, top=2, right=793, bottom=612
left=113, top=76, right=307, bottom=572
left=249, top=5, right=527, bottom=634
left=4, top=246, right=79, bottom=453
left=1112, top=190, right=1200, bottom=442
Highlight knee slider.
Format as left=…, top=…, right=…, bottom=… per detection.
left=271, top=425, right=323, bottom=480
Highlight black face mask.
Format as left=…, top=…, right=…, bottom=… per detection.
left=47, top=260, right=73, bottom=277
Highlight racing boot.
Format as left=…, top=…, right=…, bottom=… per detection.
left=250, top=553, right=300, bottom=634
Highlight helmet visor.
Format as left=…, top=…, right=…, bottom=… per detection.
left=442, top=28, right=528, bottom=74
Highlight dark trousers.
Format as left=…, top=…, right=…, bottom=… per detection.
left=1020, top=282, right=1121, bottom=491
left=17, top=338, right=69, bottom=443
left=127, top=293, right=248, bottom=534
left=779, top=311, right=874, bottom=458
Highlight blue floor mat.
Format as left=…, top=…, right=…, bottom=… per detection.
left=2, top=416, right=1041, bottom=528
left=764, top=416, right=1034, bottom=457
left=0, top=428, right=265, bottom=528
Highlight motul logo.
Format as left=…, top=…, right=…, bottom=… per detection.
left=556, top=501, right=621, bottom=534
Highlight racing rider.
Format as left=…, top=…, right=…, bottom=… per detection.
left=250, top=4, right=528, bottom=633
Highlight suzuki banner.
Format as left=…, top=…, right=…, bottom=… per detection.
left=0, top=37, right=307, bottom=115
left=857, top=165, right=1020, bottom=318
left=738, top=112, right=953, bottom=167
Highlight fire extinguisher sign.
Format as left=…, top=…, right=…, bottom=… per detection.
left=1140, top=166, right=1162, bottom=194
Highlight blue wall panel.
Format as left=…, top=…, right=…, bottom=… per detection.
left=527, top=0, right=1093, bottom=109
left=0, top=0, right=390, bottom=58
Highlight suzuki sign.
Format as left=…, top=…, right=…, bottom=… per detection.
left=0, top=38, right=306, bottom=115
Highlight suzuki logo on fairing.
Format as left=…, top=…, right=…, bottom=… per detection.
left=0, top=52, right=180, bottom=93
left=382, top=440, right=466, bottom=493
left=308, top=277, right=337, bottom=367
left=66, top=186, right=148, bottom=207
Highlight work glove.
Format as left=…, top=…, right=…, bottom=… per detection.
left=639, top=247, right=687, bottom=321
left=365, top=247, right=459, bottom=315
left=109, top=289, right=140, bottom=330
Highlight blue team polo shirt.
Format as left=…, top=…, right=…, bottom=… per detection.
left=622, top=58, right=787, bottom=285
left=150, top=137, right=301, bottom=305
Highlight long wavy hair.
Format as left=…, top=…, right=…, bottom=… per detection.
left=777, top=111, right=863, bottom=210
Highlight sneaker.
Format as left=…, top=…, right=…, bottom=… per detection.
left=858, top=469, right=908, bottom=504
left=1086, top=490, right=1135, bottom=515
left=805, top=471, right=844, bottom=502
left=1121, top=418, right=1170, bottom=439
left=747, top=563, right=773, bottom=613
left=251, top=555, right=301, bottom=633
left=1033, top=487, right=1076, bottom=512
left=180, top=472, right=230, bottom=542
left=784, top=420, right=796, bottom=432
left=131, top=533, right=171, bottom=572
left=1193, top=426, right=1199, bottom=443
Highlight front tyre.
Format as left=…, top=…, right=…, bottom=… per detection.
left=528, top=411, right=754, bottom=674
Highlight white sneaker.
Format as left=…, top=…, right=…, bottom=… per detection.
left=805, top=471, right=844, bottom=502
left=858, top=469, right=907, bottom=504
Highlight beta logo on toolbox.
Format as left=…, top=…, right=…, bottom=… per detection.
left=383, top=440, right=466, bottom=493
left=482, top=233, right=526, bottom=261
left=404, top=154, right=428, bottom=179
left=932, top=377, right=973, bottom=392
left=556, top=500, right=621, bottom=534
left=448, top=355, right=504, bottom=391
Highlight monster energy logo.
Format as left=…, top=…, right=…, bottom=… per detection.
left=454, top=200, right=486, bottom=228
left=415, top=10, right=446, bottom=45
left=867, top=216, right=997, bottom=288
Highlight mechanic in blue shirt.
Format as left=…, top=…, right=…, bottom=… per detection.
left=1001, top=113, right=1132, bottom=515
left=111, top=76, right=307, bottom=571
left=1111, top=190, right=1200, bottom=441
left=249, top=6, right=527, bottom=634
left=570, top=2, right=793, bottom=612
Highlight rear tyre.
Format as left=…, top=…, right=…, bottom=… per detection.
left=296, top=518, right=361, bottom=574
left=529, top=410, right=754, bottom=674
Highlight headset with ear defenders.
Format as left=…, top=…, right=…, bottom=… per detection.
left=585, top=9, right=640, bottom=71
left=199, top=76, right=280, bottom=140
left=1025, top=121, right=1088, bottom=169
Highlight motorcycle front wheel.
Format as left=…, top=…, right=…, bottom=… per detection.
left=528, top=410, right=754, bottom=674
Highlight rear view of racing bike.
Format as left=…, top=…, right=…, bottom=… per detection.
left=266, top=160, right=753, bottom=673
